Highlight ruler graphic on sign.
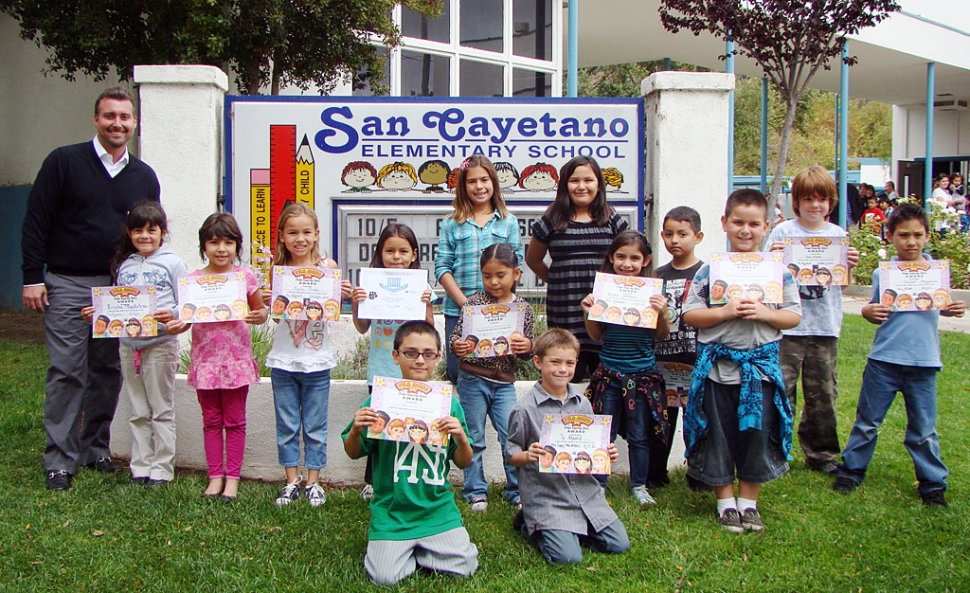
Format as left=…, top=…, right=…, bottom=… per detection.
left=269, top=125, right=297, bottom=247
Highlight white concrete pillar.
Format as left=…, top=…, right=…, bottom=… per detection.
left=642, top=72, right=734, bottom=267
left=134, top=65, right=229, bottom=267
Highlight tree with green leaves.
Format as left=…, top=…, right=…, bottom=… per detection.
left=1, top=0, right=441, bottom=95
left=659, top=0, right=900, bottom=206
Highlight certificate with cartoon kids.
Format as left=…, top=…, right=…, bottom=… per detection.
left=367, top=376, right=454, bottom=447
left=269, top=266, right=342, bottom=321
left=90, top=285, right=158, bottom=338
left=782, top=236, right=850, bottom=287
left=588, top=272, right=665, bottom=329
left=708, top=252, right=785, bottom=304
left=356, top=268, right=428, bottom=321
left=177, top=272, right=249, bottom=324
left=877, top=260, right=951, bottom=312
left=460, top=302, right=527, bottom=358
left=538, top=413, right=613, bottom=475
left=658, top=362, right=693, bottom=408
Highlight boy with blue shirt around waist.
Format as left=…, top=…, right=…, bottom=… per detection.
left=682, top=189, right=802, bottom=533
left=833, top=204, right=965, bottom=508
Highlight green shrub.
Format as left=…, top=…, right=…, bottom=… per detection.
left=848, top=198, right=970, bottom=289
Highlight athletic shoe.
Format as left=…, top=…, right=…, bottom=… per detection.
left=274, top=476, right=302, bottom=506
left=305, top=483, right=326, bottom=507
left=470, top=498, right=488, bottom=512
left=808, top=461, right=839, bottom=476
left=360, top=484, right=374, bottom=501
left=632, top=485, right=656, bottom=506
left=717, top=508, right=744, bottom=534
left=921, top=489, right=948, bottom=508
left=131, top=476, right=150, bottom=486
left=146, top=479, right=170, bottom=489
left=740, top=508, right=765, bottom=531
left=46, top=470, right=72, bottom=491
left=832, top=477, right=858, bottom=494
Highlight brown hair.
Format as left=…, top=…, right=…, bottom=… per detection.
left=724, top=189, right=768, bottom=219
left=451, top=155, right=509, bottom=223
left=198, top=212, right=245, bottom=262
left=273, top=203, right=322, bottom=266
left=790, top=165, right=838, bottom=217
left=533, top=328, right=580, bottom=358
left=95, top=87, right=135, bottom=115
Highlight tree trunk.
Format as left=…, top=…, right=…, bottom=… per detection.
left=767, top=92, right=800, bottom=219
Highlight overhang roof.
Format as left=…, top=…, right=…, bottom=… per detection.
left=577, top=1, right=970, bottom=107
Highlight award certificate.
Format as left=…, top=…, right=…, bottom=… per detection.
left=90, top=285, right=158, bottom=338
left=367, top=376, right=454, bottom=447
left=782, top=236, right=850, bottom=286
left=356, top=268, right=428, bottom=321
left=708, top=252, right=785, bottom=304
left=460, top=302, right=527, bottom=358
left=177, top=273, right=249, bottom=324
left=538, top=413, right=613, bottom=475
left=877, top=259, right=951, bottom=312
left=270, top=266, right=342, bottom=321
left=588, top=272, right=664, bottom=329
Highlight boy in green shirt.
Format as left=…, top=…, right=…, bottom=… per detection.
left=342, top=321, right=478, bottom=585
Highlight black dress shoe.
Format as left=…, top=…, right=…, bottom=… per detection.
left=46, top=470, right=73, bottom=491
left=131, top=476, right=150, bottom=486
left=84, top=457, right=124, bottom=473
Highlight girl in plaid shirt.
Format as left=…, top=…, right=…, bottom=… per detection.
left=435, top=155, right=524, bottom=384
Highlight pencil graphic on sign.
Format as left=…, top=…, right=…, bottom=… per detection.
left=251, top=169, right=271, bottom=249
left=269, top=124, right=297, bottom=247
left=295, top=134, right=315, bottom=208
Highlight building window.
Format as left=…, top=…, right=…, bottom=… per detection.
left=353, top=48, right=390, bottom=97
left=460, top=0, right=504, bottom=53
left=513, top=0, right=552, bottom=60
left=402, top=4, right=450, bottom=44
left=460, top=60, right=505, bottom=97
left=401, top=50, right=451, bottom=97
left=512, top=68, right=551, bottom=97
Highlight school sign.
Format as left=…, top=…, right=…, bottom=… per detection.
left=226, top=97, right=644, bottom=291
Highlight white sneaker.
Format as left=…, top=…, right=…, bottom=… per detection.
left=632, top=485, right=656, bottom=506
left=275, top=476, right=302, bottom=506
left=360, top=484, right=374, bottom=501
left=305, top=482, right=326, bottom=507
left=470, top=498, right=488, bottom=512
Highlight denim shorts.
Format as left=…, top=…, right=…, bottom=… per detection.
left=687, top=378, right=789, bottom=486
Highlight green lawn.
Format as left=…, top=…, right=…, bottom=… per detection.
left=1, top=316, right=969, bottom=592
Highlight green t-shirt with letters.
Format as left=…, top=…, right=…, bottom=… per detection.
left=341, top=396, right=471, bottom=541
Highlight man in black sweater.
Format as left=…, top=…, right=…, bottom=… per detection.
left=21, top=87, right=161, bottom=491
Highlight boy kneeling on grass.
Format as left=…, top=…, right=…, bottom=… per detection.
left=681, top=189, right=802, bottom=533
left=833, top=204, right=965, bottom=508
left=506, top=328, right=630, bottom=565
left=342, top=321, right=478, bottom=585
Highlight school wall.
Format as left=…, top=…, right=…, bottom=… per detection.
left=0, top=13, right=133, bottom=308
left=106, top=314, right=686, bottom=484
left=108, top=376, right=673, bottom=485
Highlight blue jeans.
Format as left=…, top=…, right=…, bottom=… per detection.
left=838, top=359, right=947, bottom=494
left=271, top=368, right=331, bottom=470
left=457, top=370, right=519, bottom=502
left=524, top=519, right=630, bottom=565
left=445, top=315, right=460, bottom=384
left=596, top=375, right=650, bottom=488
